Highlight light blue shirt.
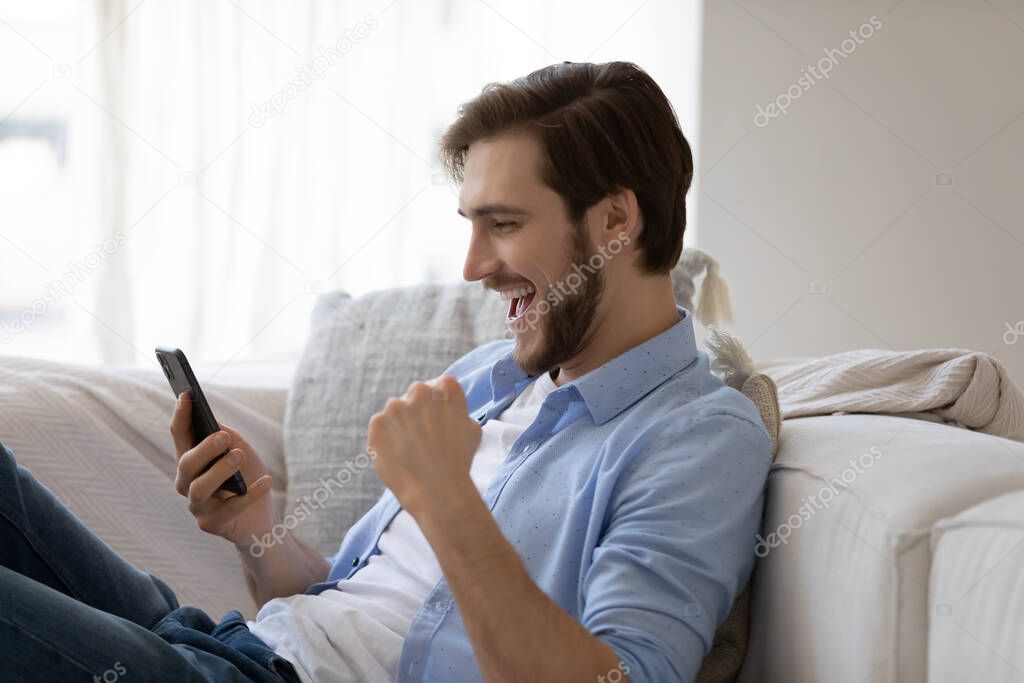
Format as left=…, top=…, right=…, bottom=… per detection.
left=306, top=306, right=772, bottom=682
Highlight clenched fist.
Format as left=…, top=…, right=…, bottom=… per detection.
left=367, top=375, right=483, bottom=518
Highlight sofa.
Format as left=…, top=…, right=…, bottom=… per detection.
left=2, top=271, right=1022, bottom=682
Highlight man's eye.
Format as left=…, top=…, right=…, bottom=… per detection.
left=492, top=221, right=517, bottom=230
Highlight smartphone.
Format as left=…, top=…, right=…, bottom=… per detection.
left=155, top=346, right=247, bottom=496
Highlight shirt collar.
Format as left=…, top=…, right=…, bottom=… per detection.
left=490, top=306, right=699, bottom=426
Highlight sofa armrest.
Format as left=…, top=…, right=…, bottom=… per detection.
left=739, top=414, right=1024, bottom=683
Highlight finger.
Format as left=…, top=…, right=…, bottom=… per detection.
left=188, top=448, right=245, bottom=502
left=219, top=424, right=251, bottom=451
left=424, top=375, right=449, bottom=397
left=170, top=391, right=194, bottom=458
left=406, top=382, right=432, bottom=404
left=438, top=375, right=467, bottom=412
left=199, top=475, right=273, bottom=529
left=367, top=411, right=394, bottom=445
left=177, top=430, right=231, bottom=485
left=212, top=487, right=237, bottom=501
left=384, top=397, right=406, bottom=416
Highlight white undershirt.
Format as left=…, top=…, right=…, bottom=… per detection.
left=249, top=370, right=557, bottom=683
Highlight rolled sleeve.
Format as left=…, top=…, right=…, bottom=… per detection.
left=580, top=411, right=772, bottom=683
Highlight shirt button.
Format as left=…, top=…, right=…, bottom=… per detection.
left=351, top=557, right=359, bottom=567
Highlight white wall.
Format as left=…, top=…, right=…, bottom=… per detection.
left=695, top=0, right=1024, bottom=388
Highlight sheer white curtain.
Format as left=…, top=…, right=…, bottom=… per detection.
left=2, top=0, right=700, bottom=366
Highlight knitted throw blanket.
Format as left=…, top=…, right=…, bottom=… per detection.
left=756, top=348, right=1024, bottom=442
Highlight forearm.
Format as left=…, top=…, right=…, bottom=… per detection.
left=415, top=489, right=626, bottom=683
left=235, top=531, right=330, bottom=607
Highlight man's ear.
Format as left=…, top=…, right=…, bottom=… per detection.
left=601, top=186, right=642, bottom=247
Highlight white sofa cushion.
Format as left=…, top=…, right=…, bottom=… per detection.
left=739, top=414, right=1024, bottom=683
left=928, top=490, right=1024, bottom=682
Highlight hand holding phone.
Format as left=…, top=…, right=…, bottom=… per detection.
left=163, top=347, right=277, bottom=546
left=157, top=346, right=246, bottom=495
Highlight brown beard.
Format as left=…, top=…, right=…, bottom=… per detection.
left=513, top=223, right=604, bottom=376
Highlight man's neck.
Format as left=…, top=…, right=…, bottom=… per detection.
left=551, top=277, right=679, bottom=386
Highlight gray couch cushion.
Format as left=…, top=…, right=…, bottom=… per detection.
left=283, top=256, right=712, bottom=556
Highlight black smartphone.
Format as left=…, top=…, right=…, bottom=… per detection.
left=155, top=346, right=247, bottom=496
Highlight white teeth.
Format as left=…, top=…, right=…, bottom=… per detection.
left=497, top=284, right=535, bottom=301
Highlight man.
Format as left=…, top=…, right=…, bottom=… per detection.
left=0, top=61, right=771, bottom=682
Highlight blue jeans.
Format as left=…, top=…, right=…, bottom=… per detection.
left=0, top=442, right=302, bottom=683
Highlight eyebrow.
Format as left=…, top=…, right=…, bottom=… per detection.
left=457, top=204, right=530, bottom=218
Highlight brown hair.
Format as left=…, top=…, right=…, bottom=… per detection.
left=439, top=61, right=693, bottom=274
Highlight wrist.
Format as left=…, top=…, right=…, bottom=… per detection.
left=404, top=473, right=478, bottom=524
left=233, top=509, right=282, bottom=555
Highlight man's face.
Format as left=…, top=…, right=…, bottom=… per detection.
left=458, top=132, right=604, bottom=375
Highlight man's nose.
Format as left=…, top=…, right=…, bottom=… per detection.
left=462, top=228, right=501, bottom=282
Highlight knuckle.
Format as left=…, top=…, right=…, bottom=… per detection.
left=441, top=375, right=461, bottom=395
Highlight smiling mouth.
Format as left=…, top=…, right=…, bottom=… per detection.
left=497, top=283, right=537, bottom=323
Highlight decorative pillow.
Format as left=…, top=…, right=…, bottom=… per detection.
left=703, top=326, right=780, bottom=457
left=739, top=373, right=781, bottom=457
